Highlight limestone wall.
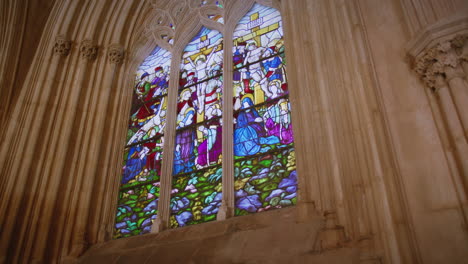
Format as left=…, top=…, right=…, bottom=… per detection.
left=0, top=0, right=467, bottom=263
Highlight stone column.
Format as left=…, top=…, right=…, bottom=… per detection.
left=445, top=65, right=468, bottom=137
left=461, top=39, right=468, bottom=75
left=0, top=34, right=71, bottom=263
left=413, top=34, right=468, bottom=187
left=64, top=39, right=99, bottom=259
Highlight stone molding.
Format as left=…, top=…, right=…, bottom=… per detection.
left=79, top=40, right=98, bottom=61
left=108, top=44, right=125, bottom=64
left=53, top=35, right=72, bottom=56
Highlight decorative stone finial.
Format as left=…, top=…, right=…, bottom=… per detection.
left=413, top=34, right=467, bottom=90
left=108, top=44, right=125, bottom=64
left=79, top=40, right=98, bottom=61
left=53, top=35, right=72, bottom=56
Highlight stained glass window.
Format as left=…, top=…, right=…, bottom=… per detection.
left=115, top=2, right=298, bottom=238
left=114, top=47, right=171, bottom=238
left=232, top=4, right=297, bottom=216
left=171, top=26, right=224, bottom=228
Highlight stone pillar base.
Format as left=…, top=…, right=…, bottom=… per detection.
left=151, top=218, right=167, bottom=233
left=217, top=204, right=234, bottom=220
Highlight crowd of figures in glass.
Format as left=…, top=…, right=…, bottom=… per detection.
left=171, top=27, right=224, bottom=228
left=232, top=4, right=297, bottom=216
left=115, top=3, right=297, bottom=238
left=114, top=47, right=171, bottom=238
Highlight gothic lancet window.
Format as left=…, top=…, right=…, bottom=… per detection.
left=114, top=1, right=297, bottom=239
left=232, top=4, right=297, bottom=215
left=171, top=27, right=224, bottom=228
left=114, top=47, right=171, bottom=238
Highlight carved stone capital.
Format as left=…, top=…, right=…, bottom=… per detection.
left=107, top=44, right=125, bottom=64
left=79, top=40, right=98, bottom=61
left=413, top=34, right=468, bottom=89
left=53, top=35, right=71, bottom=56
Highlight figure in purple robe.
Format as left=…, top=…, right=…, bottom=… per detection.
left=173, top=130, right=195, bottom=174
left=196, top=123, right=222, bottom=167
left=265, top=99, right=294, bottom=144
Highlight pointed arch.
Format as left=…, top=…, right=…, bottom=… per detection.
left=232, top=3, right=297, bottom=216
left=170, top=26, right=224, bottom=228
left=114, top=46, right=172, bottom=238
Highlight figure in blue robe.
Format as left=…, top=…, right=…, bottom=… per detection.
left=234, top=98, right=280, bottom=157
left=262, top=53, right=283, bottom=82
left=122, top=146, right=148, bottom=184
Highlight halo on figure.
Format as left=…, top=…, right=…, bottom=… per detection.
left=279, top=98, right=288, bottom=110
left=180, top=88, right=192, bottom=100
left=240, top=94, right=254, bottom=105
left=269, top=79, right=282, bottom=89
left=233, top=83, right=242, bottom=91
left=246, top=40, right=258, bottom=50
left=195, top=54, right=206, bottom=64
left=185, top=107, right=195, bottom=115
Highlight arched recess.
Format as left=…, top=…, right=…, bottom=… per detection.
left=114, top=45, right=172, bottom=239
left=113, top=0, right=300, bottom=233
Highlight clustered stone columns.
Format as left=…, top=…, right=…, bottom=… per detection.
left=414, top=34, right=468, bottom=186
left=50, top=35, right=126, bottom=261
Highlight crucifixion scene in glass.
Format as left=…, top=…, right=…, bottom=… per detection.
left=114, top=3, right=297, bottom=239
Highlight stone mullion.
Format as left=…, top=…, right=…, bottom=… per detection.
left=152, top=49, right=181, bottom=232
left=217, top=27, right=234, bottom=220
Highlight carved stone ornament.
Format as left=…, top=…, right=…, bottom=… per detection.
left=79, top=40, right=98, bottom=61
left=107, top=44, right=125, bottom=64
left=413, top=34, right=468, bottom=90
left=53, top=35, right=72, bottom=56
